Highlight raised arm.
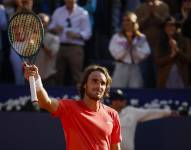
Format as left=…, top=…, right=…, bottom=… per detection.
left=23, top=64, right=59, bottom=113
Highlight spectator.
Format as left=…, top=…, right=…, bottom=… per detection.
left=15, top=0, right=33, bottom=11
left=112, top=0, right=141, bottom=33
left=109, top=12, right=151, bottom=88
left=109, top=89, right=177, bottom=150
left=155, top=16, right=191, bottom=88
left=35, top=13, right=60, bottom=86
left=48, top=0, right=91, bottom=86
left=136, top=0, right=170, bottom=49
left=135, top=0, right=170, bottom=88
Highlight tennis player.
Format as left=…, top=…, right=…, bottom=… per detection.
left=23, top=64, right=122, bottom=150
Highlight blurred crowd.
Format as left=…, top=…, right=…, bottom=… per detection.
left=0, top=0, right=191, bottom=89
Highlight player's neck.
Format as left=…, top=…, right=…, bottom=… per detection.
left=83, top=98, right=101, bottom=112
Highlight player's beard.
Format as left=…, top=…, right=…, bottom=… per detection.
left=85, top=87, right=104, bottom=101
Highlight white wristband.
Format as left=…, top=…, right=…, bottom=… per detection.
left=35, top=75, right=43, bottom=91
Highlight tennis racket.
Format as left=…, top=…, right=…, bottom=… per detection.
left=8, top=11, right=44, bottom=102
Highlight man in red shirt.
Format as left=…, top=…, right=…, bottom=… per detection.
left=24, top=64, right=122, bottom=150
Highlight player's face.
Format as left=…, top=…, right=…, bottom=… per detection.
left=84, top=71, right=107, bottom=101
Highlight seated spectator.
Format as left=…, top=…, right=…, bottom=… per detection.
left=109, top=12, right=151, bottom=88
left=155, top=16, right=191, bottom=88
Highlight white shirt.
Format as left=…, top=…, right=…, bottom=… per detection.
left=48, top=4, right=91, bottom=45
left=109, top=33, right=151, bottom=64
left=35, top=32, right=60, bottom=79
left=119, top=106, right=171, bottom=150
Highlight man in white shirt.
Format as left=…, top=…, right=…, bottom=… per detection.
left=48, top=0, right=91, bottom=86
left=109, top=89, right=177, bottom=150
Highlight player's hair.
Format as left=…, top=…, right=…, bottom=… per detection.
left=79, top=65, right=112, bottom=99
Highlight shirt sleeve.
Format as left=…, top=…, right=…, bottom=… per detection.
left=51, top=99, right=73, bottom=119
left=132, top=107, right=172, bottom=122
left=78, top=11, right=92, bottom=40
left=111, top=111, right=122, bottom=144
left=132, top=35, right=151, bottom=63
left=109, top=34, right=127, bottom=60
left=48, top=9, right=59, bottom=30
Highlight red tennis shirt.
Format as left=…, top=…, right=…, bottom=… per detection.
left=52, top=99, right=121, bottom=150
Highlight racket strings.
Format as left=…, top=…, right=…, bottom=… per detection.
left=9, top=13, right=43, bottom=57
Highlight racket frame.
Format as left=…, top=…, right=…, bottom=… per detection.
left=8, top=11, right=45, bottom=102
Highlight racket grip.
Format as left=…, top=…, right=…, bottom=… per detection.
left=29, top=76, right=38, bottom=102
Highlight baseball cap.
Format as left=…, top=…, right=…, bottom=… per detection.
left=110, top=89, right=126, bottom=101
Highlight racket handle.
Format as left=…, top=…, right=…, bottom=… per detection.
left=29, top=76, right=38, bottom=102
